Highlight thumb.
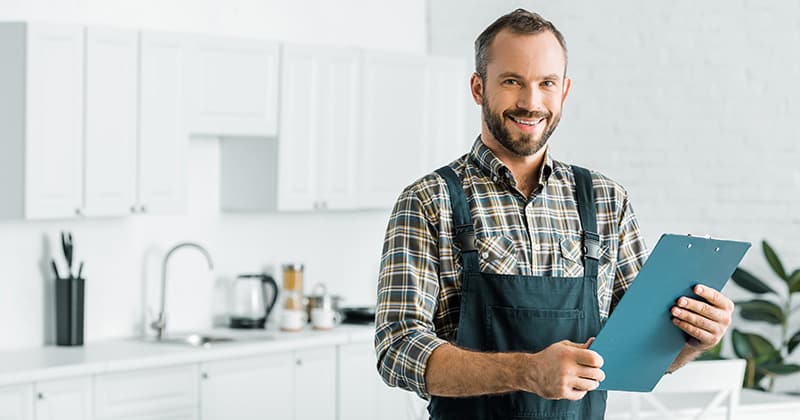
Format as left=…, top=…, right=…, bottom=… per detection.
left=563, top=338, right=595, bottom=349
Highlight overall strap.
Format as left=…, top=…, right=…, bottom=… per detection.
left=571, top=165, right=600, bottom=278
left=435, top=166, right=480, bottom=272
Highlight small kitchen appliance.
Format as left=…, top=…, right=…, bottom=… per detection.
left=229, top=273, right=278, bottom=329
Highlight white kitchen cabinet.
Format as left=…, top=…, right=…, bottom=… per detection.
left=200, top=347, right=335, bottom=420
left=82, top=26, right=138, bottom=217
left=186, top=35, right=279, bottom=137
left=276, top=45, right=360, bottom=211
left=338, top=341, right=421, bottom=420
left=94, top=364, right=198, bottom=420
left=357, top=52, right=428, bottom=209
left=0, top=384, right=33, bottom=420
left=220, top=45, right=359, bottom=212
left=294, top=347, right=336, bottom=420
left=34, top=377, right=92, bottom=420
left=200, top=352, right=293, bottom=420
left=0, top=22, right=84, bottom=219
left=137, top=31, right=189, bottom=214
left=423, top=57, right=472, bottom=170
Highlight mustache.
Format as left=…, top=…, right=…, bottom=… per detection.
left=503, top=109, right=551, bottom=120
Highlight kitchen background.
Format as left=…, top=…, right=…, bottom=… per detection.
left=0, top=0, right=798, bottom=392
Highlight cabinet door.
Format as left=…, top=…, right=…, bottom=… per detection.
left=94, top=364, right=198, bottom=419
left=200, top=352, right=293, bottom=420
left=138, top=31, right=189, bottom=214
left=294, top=347, right=336, bottom=420
left=358, top=52, right=427, bottom=209
left=34, top=377, right=92, bottom=420
left=0, top=384, right=33, bottom=420
left=317, top=50, right=360, bottom=210
left=423, top=57, right=470, bottom=170
left=83, top=26, right=138, bottom=217
left=338, top=343, right=379, bottom=420
left=186, top=35, right=279, bottom=136
left=24, top=23, right=84, bottom=219
left=277, top=45, right=319, bottom=211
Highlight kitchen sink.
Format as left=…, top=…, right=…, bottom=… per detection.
left=160, top=334, right=235, bottom=347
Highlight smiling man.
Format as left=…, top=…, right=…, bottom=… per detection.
left=375, top=8, right=734, bottom=420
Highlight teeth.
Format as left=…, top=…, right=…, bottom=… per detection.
left=510, top=116, right=542, bottom=126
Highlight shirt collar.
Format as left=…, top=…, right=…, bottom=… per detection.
left=469, top=136, right=553, bottom=189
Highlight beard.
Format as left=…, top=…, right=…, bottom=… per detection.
left=482, top=95, right=561, bottom=157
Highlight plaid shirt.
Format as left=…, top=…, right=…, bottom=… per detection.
left=375, top=137, right=648, bottom=398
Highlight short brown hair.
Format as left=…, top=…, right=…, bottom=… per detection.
left=474, top=9, right=568, bottom=80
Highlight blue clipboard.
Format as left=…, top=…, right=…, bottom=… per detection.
left=589, top=234, right=751, bottom=392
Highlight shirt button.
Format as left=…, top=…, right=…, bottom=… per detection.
left=481, top=251, right=489, bottom=259
left=492, top=176, right=498, bottom=182
left=533, top=244, right=541, bottom=251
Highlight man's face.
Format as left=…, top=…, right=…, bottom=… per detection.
left=472, top=29, right=571, bottom=157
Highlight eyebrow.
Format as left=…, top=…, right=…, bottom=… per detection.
left=496, top=72, right=562, bottom=81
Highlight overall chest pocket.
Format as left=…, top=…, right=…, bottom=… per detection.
left=485, top=305, right=589, bottom=419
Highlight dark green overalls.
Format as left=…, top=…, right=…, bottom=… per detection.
left=428, top=165, right=607, bottom=420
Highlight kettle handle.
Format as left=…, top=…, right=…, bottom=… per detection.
left=260, top=274, right=279, bottom=318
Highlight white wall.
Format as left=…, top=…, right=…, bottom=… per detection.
left=0, top=0, right=425, bottom=350
left=429, top=0, right=800, bottom=391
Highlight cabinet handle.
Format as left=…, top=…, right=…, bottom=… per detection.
left=296, top=359, right=302, bottom=366
left=130, top=205, right=137, bottom=213
left=140, top=205, right=147, bottom=213
left=75, top=208, right=82, bottom=216
left=37, top=392, right=44, bottom=400
left=202, top=372, right=208, bottom=380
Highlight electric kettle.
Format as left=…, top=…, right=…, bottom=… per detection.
left=229, top=273, right=278, bottom=329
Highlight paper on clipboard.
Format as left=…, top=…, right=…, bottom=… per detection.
left=589, top=234, right=751, bottom=392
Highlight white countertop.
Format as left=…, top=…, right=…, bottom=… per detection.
left=0, top=324, right=374, bottom=386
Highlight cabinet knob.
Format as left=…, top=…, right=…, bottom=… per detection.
left=140, top=205, right=147, bottom=213
left=37, top=392, right=44, bottom=400
left=201, top=372, right=208, bottom=380
left=296, top=359, right=302, bottom=366
left=75, top=208, right=82, bottom=216
left=130, top=205, right=138, bottom=213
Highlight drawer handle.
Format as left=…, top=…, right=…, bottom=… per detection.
left=202, top=372, right=209, bottom=380
left=37, top=392, right=44, bottom=400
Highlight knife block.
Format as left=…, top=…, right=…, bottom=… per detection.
left=55, top=277, right=85, bottom=346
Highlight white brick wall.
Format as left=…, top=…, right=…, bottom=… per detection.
left=429, top=0, right=800, bottom=390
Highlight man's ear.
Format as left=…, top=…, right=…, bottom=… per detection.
left=561, top=77, right=572, bottom=106
left=470, top=72, right=484, bottom=105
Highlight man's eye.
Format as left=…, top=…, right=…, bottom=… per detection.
left=503, top=79, right=519, bottom=85
left=542, top=80, right=556, bottom=87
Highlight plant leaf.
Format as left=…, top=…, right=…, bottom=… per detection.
left=732, top=329, right=778, bottom=362
left=789, top=330, right=800, bottom=354
left=758, top=363, right=800, bottom=376
left=737, top=299, right=786, bottom=324
left=696, top=341, right=724, bottom=360
left=789, top=269, right=800, bottom=294
left=731, top=267, right=776, bottom=295
left=762, top=240, right=787, bottom=281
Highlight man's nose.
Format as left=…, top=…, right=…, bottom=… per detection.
left=516, top=86, right=543, bottom=112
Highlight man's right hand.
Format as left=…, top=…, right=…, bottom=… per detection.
left=522, top=339, right=605, bottom=400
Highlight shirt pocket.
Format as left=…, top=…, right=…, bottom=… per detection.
left=475, top=234, right=518, bottom=275
left=559, top=237, right=613, bottom=280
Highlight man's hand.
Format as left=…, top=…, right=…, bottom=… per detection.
left=671, top=284, right=734, bottom=351
left=523, top=339, right=605, bottom=401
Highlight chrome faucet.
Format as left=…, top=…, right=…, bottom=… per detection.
left=151, top=242, right=214, bottom=340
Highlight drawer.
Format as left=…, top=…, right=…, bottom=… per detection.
left=94, top=364, right=198, bottom=419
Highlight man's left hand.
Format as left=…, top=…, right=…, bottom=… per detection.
left=670, top=284, right=734, bottom=351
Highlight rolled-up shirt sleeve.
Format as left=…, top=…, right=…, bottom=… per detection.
left=374, top=183, right=447, bottom=399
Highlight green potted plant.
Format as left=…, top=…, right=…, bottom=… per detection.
left=730, top=240, right=800, bottom=391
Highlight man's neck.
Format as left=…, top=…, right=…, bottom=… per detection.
left=480, top=130, right=547, bottom=198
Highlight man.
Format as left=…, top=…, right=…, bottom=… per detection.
left=375, top=8, right=734, bottom=420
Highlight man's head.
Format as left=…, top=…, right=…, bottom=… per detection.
left=471, top=9, right=571, bottom=157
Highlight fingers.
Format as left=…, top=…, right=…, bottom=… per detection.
left=671, top=305, right=722, bottom=337
left=576, top=365, right=606, bottom=383
left=694, top=284, right=735, bottom=312
left=672, top=316, right=716, bottom=346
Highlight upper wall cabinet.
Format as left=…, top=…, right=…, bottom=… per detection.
left=83, top=26, right=139, bottom=217
left=137, top=31, right=189, bottom=214
left=423, top=57, right=472, bottom=171
left=0, top=23, right=85, bottom=219
left=186, top=35, right=279, bottom=137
